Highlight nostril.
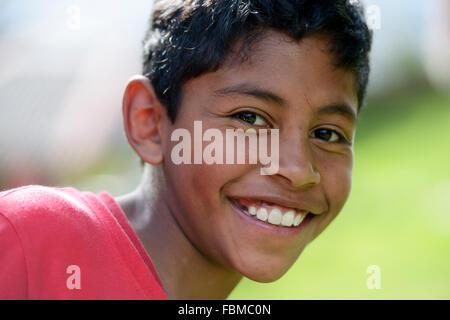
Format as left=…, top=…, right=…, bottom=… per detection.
left=274, top=165, right=320, bottom=190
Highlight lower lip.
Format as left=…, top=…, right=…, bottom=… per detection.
left=228, top=198, right=313, bottom=238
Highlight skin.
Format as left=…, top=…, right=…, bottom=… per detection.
left=116, top=30, right=358, bottom=300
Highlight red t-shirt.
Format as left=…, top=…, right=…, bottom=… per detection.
left=0, top=185, right=167, bottom=299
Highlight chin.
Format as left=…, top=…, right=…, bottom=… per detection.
left=231, top=252, right=301, bottom=283
left=241, top=266, right=290, bottom=283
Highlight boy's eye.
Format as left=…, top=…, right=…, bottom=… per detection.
left=232, top=111, right=269, bottom=127
left=311, top=128, right=350, bottom=145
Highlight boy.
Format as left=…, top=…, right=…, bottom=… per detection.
left=0, top=0, right=372, bottom=299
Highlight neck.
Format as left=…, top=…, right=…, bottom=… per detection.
left=116, top=165, right=242, bottom=299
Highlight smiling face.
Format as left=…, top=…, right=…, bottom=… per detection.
left=158, top=30, right=358, bottom=282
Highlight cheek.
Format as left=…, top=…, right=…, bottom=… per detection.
left=176, top=164, right=241, bottom=204
left=328, top=164, right=352, bottom=213
left=321, top=149, right=353, bottom=210
left=314, top=154, right=353, bottom=234
left=161, top=122, right=257, bottom=207
left=161, top=135, right=252, bottom=224
left=162, top=155, right=263, bottom=270
left=163, top=135, right=249, bottom=198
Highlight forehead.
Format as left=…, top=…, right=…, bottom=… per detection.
left=181, top=30, right=358, bottom=118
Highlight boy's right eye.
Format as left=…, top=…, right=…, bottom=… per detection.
left=232, top=111, right=269, bottom=127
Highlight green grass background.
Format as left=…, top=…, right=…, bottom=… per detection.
left=228, top=90, right=450, bottom=299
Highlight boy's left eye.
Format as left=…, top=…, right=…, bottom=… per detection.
left=232, top=111, right=269, bottom=127
left=311, top=128, right=349, bottom=144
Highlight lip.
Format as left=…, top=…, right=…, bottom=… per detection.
left=227, top=193, right=321, bottom=215
left=228, top=197, right=313, bottom=238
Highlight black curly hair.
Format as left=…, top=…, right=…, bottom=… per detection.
left=142, top=0, right=372, bottom=121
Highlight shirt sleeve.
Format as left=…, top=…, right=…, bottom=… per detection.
left=0, top=212, right=28, bottom=299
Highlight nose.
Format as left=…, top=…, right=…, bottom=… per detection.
left=273, top=135, right=320, bottom=190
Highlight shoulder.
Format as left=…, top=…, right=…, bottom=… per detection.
left=0, top=185, right=105, bottom=299
left=0, top=184, right=92, bottom=218
left=0, top=185, right=136, bottom=299
left=0, top=185, right=110, bottom=252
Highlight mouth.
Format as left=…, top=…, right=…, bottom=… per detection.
left=228, top=197, right=312, bottom=229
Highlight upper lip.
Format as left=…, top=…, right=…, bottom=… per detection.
left=229, top=194, right=325, bottom=215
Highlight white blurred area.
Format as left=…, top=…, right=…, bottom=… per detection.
left=0, top=0, right=153, bottom=193
left=359, top=0, right=450, bottom=94
left=0, top=0, right=449, bottom=194
left=423, top=0, right=450, bottom=91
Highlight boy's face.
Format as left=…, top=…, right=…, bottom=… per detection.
left=160, top=31, right=358, bottom=282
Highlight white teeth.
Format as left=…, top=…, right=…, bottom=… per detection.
left=281, top=210, right=295, bottom=227
left=256, top=207, right=268, bottom=221
left=293, top=212, right=307, bottom=226
left=237, top=200, right=310, bottom=228
left=268, top=208, right=282, bottom=225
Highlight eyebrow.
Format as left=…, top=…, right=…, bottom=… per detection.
left=214, top=83, right=357, bottom=123
left=214, top=83, right=286, bottom=107
left=317, top=104, right=357, bottom=123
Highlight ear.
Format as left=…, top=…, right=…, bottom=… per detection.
left=122, top=75, right=167, bottom=165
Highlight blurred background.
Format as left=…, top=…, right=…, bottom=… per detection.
left=1, top=0, right=449, bottom=299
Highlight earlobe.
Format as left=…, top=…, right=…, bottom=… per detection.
left=122, top=75, right=166, bottom=165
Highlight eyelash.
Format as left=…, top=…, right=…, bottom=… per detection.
left=231, top=111, right=351, bottom=145
left=231, top=110, right=270, bottom=127
left=311, top=128, right=351, bottom=145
